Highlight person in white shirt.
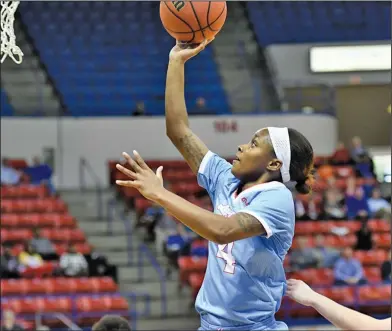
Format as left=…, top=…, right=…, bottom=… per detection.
left=367, top=188, right=391, bottom=218
left=59, top=244, right=88, bottom=277
left=287, top=279, right=391, bottom=331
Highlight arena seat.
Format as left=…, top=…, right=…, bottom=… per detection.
left=247, top=1, right=391, bottom=45
left=1, top=199, right=67, bottom=213
left=1, top=213, right=76, bottom=228
left=178, top=256, right=208, bottom=286
left=19, top=1, right=229, bottom=116
left=1, top=228, right=86, bottom=244
left=1, top=185, right=48, bottom=198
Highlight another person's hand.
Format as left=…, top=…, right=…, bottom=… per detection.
left=286, top=279, right=317, bottom=307
left=169, top=38, right=214, bottom=63
left=116, top=151, right=165, bottom=202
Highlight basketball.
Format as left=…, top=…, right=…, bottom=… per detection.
left=160, top=1, right=227, bottom=44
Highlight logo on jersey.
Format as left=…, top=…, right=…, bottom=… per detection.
left=172, top=1, right=185, bottom=11
left=217, top=204, right=235, bottom=218
left=241, top=197, right=248, bottom=206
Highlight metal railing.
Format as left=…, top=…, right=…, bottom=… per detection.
left=79, top=157, right=103, bottom=220
left=137, top=243, right=167, bottom=318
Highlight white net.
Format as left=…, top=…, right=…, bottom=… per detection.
left=1, top=1, right=23, bottom=64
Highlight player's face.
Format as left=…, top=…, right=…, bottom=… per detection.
left=231, top=128, right=281, bottom=182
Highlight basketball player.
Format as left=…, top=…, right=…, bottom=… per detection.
left=287, top=279, right=391, bottom=330
left=116, top=40, right=314, bottom=330
left=92, top=315, right=131, bottom=331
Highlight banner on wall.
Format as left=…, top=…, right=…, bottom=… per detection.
left=1, top=115, right=337, bottom=189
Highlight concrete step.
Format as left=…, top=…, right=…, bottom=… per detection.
left=88, top=234, right=129, bottom=251
left=6, top=85, right=54, bottom=98
left=120, top=279, right=190, bottom=299
left=2, top=71, right=46, bottom=84
left=119, top=264, right=164, bottom=283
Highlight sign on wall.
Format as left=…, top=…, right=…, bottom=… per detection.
left=1, top=115, right=337, bottom=189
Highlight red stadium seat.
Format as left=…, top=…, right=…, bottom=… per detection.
left=374, top=233, right=391, bottom=248
left=359, top=285, right=391, bottom=302
left=178, top=256, right=207, bottom=285
left=368, top=219, right=390, bottom=233
left=40, top=228, right=86, bottom=243
left=319, top=286, right=355, bottom=305
left=1, top=199, right=67, bottom=213
left=354, top=250, right=387, bottom=266
left=1, top=185, right=48, bottom=198
left=1, top=228, right=32, bottom=243
left=364, top=267, right=381, bottom=283
left=7, top=159, right=28, bottom=169
left=1, top=279, right=30, bottom=296
left=44, top=297, right=72, bottom=312
left=76, top=296, right=129, bottom=312
left=189, top=273, right=204, bottom=299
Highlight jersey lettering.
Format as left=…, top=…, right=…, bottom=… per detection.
left=217, top=242, right=235, bottom=274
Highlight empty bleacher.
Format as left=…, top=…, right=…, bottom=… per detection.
left=247, top=1, right=391, bottom=45
left=19, top=1, right=229, bottom=116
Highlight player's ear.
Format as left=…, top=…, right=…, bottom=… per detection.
left=266, top=159, right=282, bottom=172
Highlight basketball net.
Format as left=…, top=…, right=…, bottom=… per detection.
left=1, top=1, right=23, bottom=64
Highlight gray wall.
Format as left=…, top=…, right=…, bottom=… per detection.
left=266, top=41, right=391, bottom=86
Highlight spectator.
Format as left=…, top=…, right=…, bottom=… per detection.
left=367, top=188, right=391, bottom=218
left=346, top=186, right=370, bottom=220
left=381, top=250, right=391, bottom=283
left=1, top=310, right=25, bottom=331
left=140, top=202, right=167, bottom=243
left=86, top=246, right=118, bottom=283
left=323, top=189, right=347, bottom=220
left=59, top=244, right=88, bottom=277
left=350, top=136, right=368, bottom=163
left=1, top=158, right=21, bottom=185
left=334, top=247, right=367, bottom=286
left=18, top=242, right=44, bottom=270
left=155, top=210, right=179, bottom=255
left=290, top=237, right=318, bottom=271
left=30, top=228, right=56, bottom=259
left=0, top=246, right=20, bottom=279
left=355, top=220, right=373, bottom=251
left=294, top=194, right=319, bottom=221
left=24, top=156, right=55, bottom=195
left=132, top=101, right=146, bottom=116
left=355, top=154, right=375, bottom=179
left=317, top=159, right=334, bottom=181
left=191, top=97, right=211, bottom=115
left=313, top=235, right=340, bottom=268
left=331, top=142, right=350, bottom=165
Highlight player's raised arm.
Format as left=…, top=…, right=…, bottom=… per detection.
left=165, top=40, right=212, bottom=174
left=287, top=279, right=391, bottom=331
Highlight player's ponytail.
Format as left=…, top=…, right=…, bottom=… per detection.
left=287, top=128, right=314, bottom=195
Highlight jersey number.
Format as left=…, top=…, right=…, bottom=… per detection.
left=216, top=243, right=236, bottom=274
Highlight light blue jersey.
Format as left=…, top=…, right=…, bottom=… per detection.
left=195, top=151, right=295, bottom=330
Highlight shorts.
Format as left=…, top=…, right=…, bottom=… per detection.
left=198, top=315, right=288, bottom=331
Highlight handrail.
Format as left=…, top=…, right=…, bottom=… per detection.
left=35, top=312, right=82, bottom=331
left=79, top=157, right=103, bottom=219
left=138, top=243, right=168, bottom=318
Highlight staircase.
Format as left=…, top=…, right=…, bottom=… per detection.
left=212, top=2, right=282, bottom=113
left=60, top=189, right=200, bottom=330
left=0, top=18, right=62, bottom=116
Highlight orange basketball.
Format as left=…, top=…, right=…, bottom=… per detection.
left=160, top=1, right=227, bottom=44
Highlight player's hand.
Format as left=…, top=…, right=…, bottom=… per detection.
left=116, top=151, right=165, bottom=202
left=286, top=279, right=317, bottom=307
left=169, top=38, right=214, bottom=63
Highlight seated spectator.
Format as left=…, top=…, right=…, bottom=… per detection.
left=1, top=158, right=21, bottom=185
left=23, top=156, right=55, bottom=195
left=140, top=202, right=166, bottom=243
left=323, top=189, right=347, bottom=220
left=132, top=101, right=146, bottom=116
left=367, top=188, right=391, bottom=218
left=381, top=250, right=391, bottom=283
left=191, top=97, right=212, bottom=115
left=59, top=244, right=88, bottom=277
left=334, top=247, right=367, bottom=286
left=350, top=136, right=368, bottom=163
left=346, top=186, right=370, bottom=220
left=155, top=210, right=178, bottom=255
left=86, top=246, right=118, bottom=283
left=18, top=242, right=44, bottom=270
left=1, top=310, right=25, bottom=331
left=294, top=194, right=319, bottom=221
left=290, top=237, right=318, bottom=271
left=331, top=141, right=350, bottom=165
left=317, top=159, right=334, bottom=181
left=0, top=246, right=20, bottom=279
left=355, top=220, right=373, bottom=251
left=313, top=235, right=340, bottom=268
left=355, top=154, right=375, bottom=179
left=30, top=228, right=56, bottom=259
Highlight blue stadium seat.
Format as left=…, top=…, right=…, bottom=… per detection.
left=247, top=1, right=391, bottom=45
left=19, top=2, right=230, bottom=116
left=1, top=89, right=14, bottom=116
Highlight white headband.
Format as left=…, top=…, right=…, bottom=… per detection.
left=267, top=127, right=291, bottom=183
